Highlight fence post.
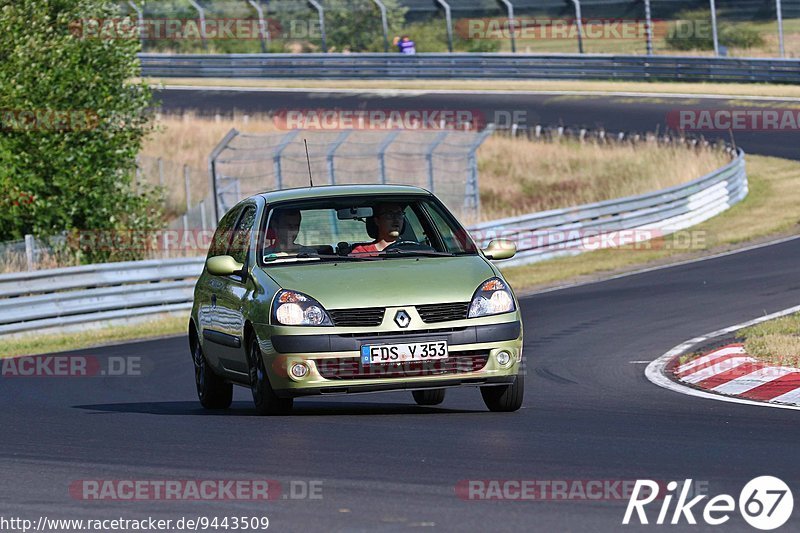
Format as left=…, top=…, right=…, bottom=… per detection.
left=709, top=0, right=720, bottom=56
left=466, top=124, right=495, bottom=221
left=776, top=0, right=785, bottom=58
left=307, top=0, right=327, bottom=52
left=199, top=200, right=207, bottom=230
left=157, top=157, right=164, bottom=188
left=425, top=131, right=449, bottom=193
left=643, top=0, right=653, bottom=55
left=208, top=129, right=240, bottom=222
left=127, top=1, right=145, bottom=51
left=434, top=0, right=454, bottom=53
left=184, top=164, right=192, bottom=214
left=570, top=0, right=584, bottom=54
left=498, top=0, right=516, bottom=53
left=24, top=234, right=35, bottom=271
left=327, top=130, right=352, bottom=185
left=378, top=130, right=401, bottom=184
left=247, top=0, right=269, bottom=52
left=274, top=130, right=301, bottom=189
left=187, top=0, right=208, bottom=51
left=371, top=0, right=390, bottom=52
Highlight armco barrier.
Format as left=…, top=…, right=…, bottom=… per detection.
left=0, top=150, right=746, bottom=335
left=139, top=53, right=800, bottom=84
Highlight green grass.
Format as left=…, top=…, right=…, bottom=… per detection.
left=738, top=313, right=800, bottom=367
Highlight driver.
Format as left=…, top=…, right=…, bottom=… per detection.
left=265, top=209, right=302, bottom=254
left=350, top=203, right=405, bottom=255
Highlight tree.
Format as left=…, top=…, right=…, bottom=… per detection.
left=322, top=0, right=407, bottom=52
left=0, top=0, right=159, bottom=261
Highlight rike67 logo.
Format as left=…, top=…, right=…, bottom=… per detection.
left=623, top=476, right=793, bottom=530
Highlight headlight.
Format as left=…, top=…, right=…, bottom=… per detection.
left=468, top=278, right=516, bottom=318
left=272, top=290, right=333, bottom=326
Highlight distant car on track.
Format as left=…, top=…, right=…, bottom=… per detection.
left=189, top=185, right=523, bottom=414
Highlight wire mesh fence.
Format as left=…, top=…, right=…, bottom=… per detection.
left=211, top=127, right=494, bottom=224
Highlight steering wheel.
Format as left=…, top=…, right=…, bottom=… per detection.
left=383, top=240, right=436, bottom=252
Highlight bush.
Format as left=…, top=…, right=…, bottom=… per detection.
left=399, top=18, right=501, bottom=53
left=0, top=0, right=161, bottom=262
left=666, top=9, right=765, bottom=51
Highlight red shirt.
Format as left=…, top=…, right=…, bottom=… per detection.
left=350, top=242, right=380, bottom=255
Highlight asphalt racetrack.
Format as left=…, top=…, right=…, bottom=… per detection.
left=1, top=89, right=799, bottom=532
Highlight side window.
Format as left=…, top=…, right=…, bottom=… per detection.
left=208, top=206, right=242, bottom=258
left=228, top=206, right=257, bottom=265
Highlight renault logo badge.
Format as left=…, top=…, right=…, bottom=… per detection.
left=394, top=310, right=411, bottom=328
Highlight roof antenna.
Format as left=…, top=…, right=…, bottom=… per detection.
left=304, top=138, right=313, bottom=187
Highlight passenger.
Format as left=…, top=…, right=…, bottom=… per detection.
left=350, top=204, right=405, bottom=255
left=266, top=209, right=302, bottom=254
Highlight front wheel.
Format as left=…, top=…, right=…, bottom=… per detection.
left=412, top=388, right=446, bottom=406
left=480, top=374, right=524, bottom=412
left=192, top=338, right=233, bottom=409
left=248, top=337, right=293, bottom=416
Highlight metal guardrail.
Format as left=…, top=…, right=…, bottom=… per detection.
left=470, top=149, right=747, bottom=267
left=0, top=150, right=746, bottom=335
left=140, top=53, right=800, bottom=84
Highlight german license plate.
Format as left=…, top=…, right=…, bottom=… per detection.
left=361, top=341, right=448, bottom=365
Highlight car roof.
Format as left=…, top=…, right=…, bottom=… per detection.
left=258, top=184, right=432, bottom=203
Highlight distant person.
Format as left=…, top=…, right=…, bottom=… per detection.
left=394, top=35, right=416, bottom=55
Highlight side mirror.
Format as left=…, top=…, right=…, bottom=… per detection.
left=206, top=255, right=245, bottom=276
left=483, top=239, right=516, bottom=260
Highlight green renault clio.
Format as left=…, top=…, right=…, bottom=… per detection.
left=189, top=185, right=523, bottom=415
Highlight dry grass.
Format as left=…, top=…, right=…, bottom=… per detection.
left=146, top=78, right=800, bottom=100
left=739, top=313, right=800, bottom=367
left=502, top=154, right=800, bottom=292
left=143, top=114, right=727, bottom=222
left=477, top=136, right=728, bottom=217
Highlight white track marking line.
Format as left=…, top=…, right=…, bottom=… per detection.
left=681, top=357, right=756, bottom=384
left=712, top=367, right=798, bottom=395
left=645, top=304, right=800, bottom=411
left=675, top=346, right=745, bottom=374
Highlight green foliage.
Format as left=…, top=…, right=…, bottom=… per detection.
left=0, top=0, right=160, bottom=262
left=323, top=0, right=407, bottom=52
left=666, top=9, right=765, bottom=51
left=399, top=18, right=501, bottom=53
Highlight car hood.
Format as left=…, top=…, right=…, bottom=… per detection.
left=262, top=255, right=495, bottom=309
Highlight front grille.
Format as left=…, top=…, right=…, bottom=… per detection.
left=329, top=307, right=385, bottom=327
left=416, top=302, right=470, bottom=323
left=315, top=351, right=489, bottom=380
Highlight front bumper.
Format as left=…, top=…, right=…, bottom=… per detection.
left=256, top=319, right=523, bottom=397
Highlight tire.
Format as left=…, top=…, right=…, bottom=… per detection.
left=248, top=337, right=293, bottom=416
left=480, top=374, right=524, bottom=412
left=412, top=388, right=446, bottom=406
left=191, top=336, right=233, bottom=410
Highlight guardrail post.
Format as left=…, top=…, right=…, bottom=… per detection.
left=643, top=0, right=653, bottom=55
left=371, top=0, right=390, bottom=52
left=709, top=0, right=720, bottom=56
left=435, top=0, right=454, bottom=53
left=126, top=1, right=145, bottom=50
left=570, top=0, right=584, bottom=54
left=377, top=130, right=401, bottom=184
left=24, top=235, right=35, bottom=271
left=425, top=131, right=449, bottom=192
left=208, top=128, right=239, bottom=222
left=187, top=0, right=208, bottom=51
left=247, top=0, right=269, bottom=52
left=327, top=130, right=351, bottom=184
left=498, top=0, right=516, bottom=53
left=776, top=0, right=785, bottom=58
left=307, top=0, right=327, bottom=53
left=274, top=130, right=301, bottom=189
left=465, top=124, right=495, bottom=220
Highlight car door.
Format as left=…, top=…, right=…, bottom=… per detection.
left=210, top=203, right=259, bottom=376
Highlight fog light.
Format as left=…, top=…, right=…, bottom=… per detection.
left=291, top=362, right=308, bottom=379
left=496, top=350, right=511, bottom=366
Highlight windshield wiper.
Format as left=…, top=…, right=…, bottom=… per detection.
left=375, top=249, right=455, bottom=258
left=300, top=253, right=379, bottom=261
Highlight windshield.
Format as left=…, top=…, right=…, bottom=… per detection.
left=259, top=195, right=477, bottom=265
